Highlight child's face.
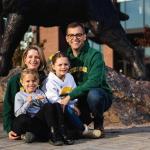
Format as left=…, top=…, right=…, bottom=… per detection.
left=52, top=57, right=70, bottom=79
left=22, top=74, right=39, bottom=93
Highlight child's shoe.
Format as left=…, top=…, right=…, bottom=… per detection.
left=49, top=127, right=63, bottom=146
left=59, top=126, right=74, bottom=145
left=61, top=134, right=74, bottom=145
left=21, top=132, right=36, bottom=143
left=49, top=138, right=63, bottom=146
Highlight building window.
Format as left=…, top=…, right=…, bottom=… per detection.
left=126, top=0, right=144, bottom=29
left=120, top=0, right=145, bottom=29
left=120, top=2, right=126, bottom=28
left=88, top=40, right=102, bottom=52
left=145, top=0, right=150, bottom=26
left=120, top=0, right=150, bottom=28
left=145, top=47, right=150, bottom=57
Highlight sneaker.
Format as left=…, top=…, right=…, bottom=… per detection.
left=21, top=132, right=36, bottom=143
left=59, top=126, right=74, bottom=145
left=82, top=124, right=101, bottom=139
left=94, top=126, right=105, bottom=138
left=96, top=127, right=105, bottom=138
left=94, top=118, right=105, bottom=138
left=49, top=127, right=63, bottom=146
left=49, top=139, right=63, bottom=146
left=61, top=134, right=74, bottom=145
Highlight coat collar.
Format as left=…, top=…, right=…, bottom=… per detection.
left=67, top=41, right=89, bottom=58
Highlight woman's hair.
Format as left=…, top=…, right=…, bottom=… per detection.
left=20, top=68, right=39, bottom=83
left=21, top=45, right=47, bottom=71
left=49, top=51, right=69, bottom=72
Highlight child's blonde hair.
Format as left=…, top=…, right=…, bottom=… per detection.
left=21, top=69, right=39, bottom=83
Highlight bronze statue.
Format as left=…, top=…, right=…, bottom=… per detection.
left=0, top=0, right=145, bottom=78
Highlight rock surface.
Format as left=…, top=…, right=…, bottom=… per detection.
left=105, top=67, right=150, bottom=126
left=0, top=67, right=150, bottom=126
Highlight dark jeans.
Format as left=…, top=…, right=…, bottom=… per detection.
left=51, top=103, right=85, bottom=132
left=12, top=103, right=57, bottom=140
left=65, top=105, right=85, bottom=132
left=78, top=88, right=112, bottom=128
left=12, top=103, right=85, bottom=140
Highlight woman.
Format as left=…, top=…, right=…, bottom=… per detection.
left=2, top=45, right=47, bottom=140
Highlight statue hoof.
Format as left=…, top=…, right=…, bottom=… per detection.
left=0, top=54, right=12, bottom=76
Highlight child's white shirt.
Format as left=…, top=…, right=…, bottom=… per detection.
left=42, top=72, right=77, bottom=107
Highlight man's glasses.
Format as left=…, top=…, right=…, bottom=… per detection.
left=67, top=33, right=84, bottom=39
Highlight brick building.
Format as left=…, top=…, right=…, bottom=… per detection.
left=38, top=27, right=114, bottom=68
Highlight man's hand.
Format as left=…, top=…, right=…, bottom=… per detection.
left=8, top=131, right=20, bottom=140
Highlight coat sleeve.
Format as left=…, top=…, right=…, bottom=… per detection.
left=68, top=74, right=78, bottom=106
left=69, top=52, right=106, bottom=99
left=2, top=75, right=20, bottom=133
left=2, top=80, right=14, bottom=133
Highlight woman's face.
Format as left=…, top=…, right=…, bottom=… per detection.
left=24, top=49, right=41, bottom=70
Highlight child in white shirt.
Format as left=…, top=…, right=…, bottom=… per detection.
left=42, top=51, right=101, bottom=139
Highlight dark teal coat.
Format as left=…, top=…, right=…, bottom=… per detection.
left=67, top=41, right=112, bottom=100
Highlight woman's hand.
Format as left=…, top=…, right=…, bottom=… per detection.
left=8, top=131, right=20, bottom=140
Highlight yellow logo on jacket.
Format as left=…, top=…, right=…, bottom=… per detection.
left=70, top=67, right=87, bottom=73
left=60, top=87, right=73, bottom=96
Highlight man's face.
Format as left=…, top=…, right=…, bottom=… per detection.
left=66, top=26, right=86, bottom=51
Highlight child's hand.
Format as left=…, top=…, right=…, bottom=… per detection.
left=60, top=95, right=70, bottom=112
left=73, top=106, right=80, bottom=116
left=60, top=95, right=70, bottom=105
left=27, top=96, right=32, bottom=103
left=36, top=95, right=45, bottom=100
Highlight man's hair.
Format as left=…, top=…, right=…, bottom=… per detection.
left=21, top=45, right=47, bottom=71
left=66, top=22, right=85, bottom=34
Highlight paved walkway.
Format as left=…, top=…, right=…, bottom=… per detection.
left=0, top=121, right=150, bottom=150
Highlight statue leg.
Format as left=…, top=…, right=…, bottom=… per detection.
left=0, top=13, right=29, bottom=76
left=89, top=21, right=146, bottom=79
left=0, top=16, right=4, bottom=46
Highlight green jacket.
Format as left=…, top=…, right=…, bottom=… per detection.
left=3, top=73, right=21, bottom=133
left=2, top=71, right=46, bottom=133
left=66, top=41, right=112, bottom=100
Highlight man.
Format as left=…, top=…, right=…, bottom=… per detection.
left=60, top=22, right=112, bottom=137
